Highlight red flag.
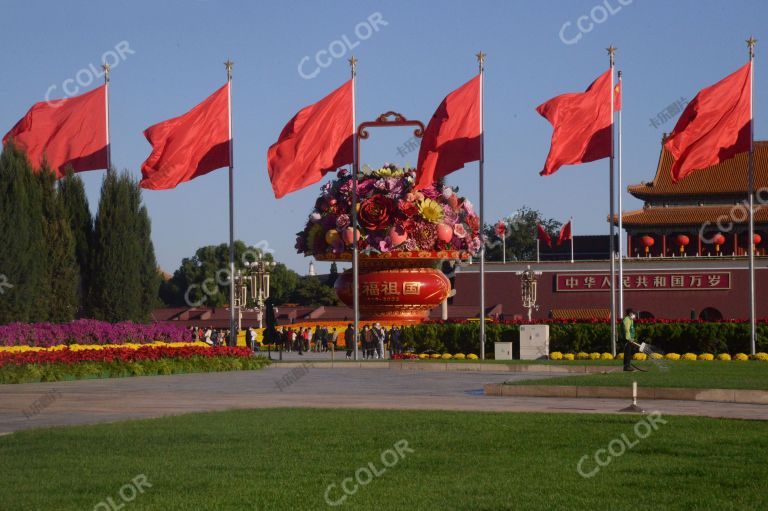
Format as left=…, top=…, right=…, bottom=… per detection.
left=536, top=70, right=614, bottom=176
left=614, top=80, right=622, bottom=111
left=3, top=85, right=108, bottom=178
left=415, top=75, right=481, bottom=189
left=665, top=63, right=751, bottom=184
left=557, top=221, right=572, bottom=246
left=267, top=80, right=353, bottom=199
left=140, top=84, right=230, bottom=190
left=537, top=223, right=552, bottom=248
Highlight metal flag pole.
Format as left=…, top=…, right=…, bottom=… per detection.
left=477, top=51, right=486, bottom=360
left=102, top=63, right=112, bottom=171
left=349, top=56, right=360, bottom=361
left=536, top=237, right=540, bottom=263
left=607, top=46, right=618, bottom=356
left=747, top=37, right=757, bottom=355
left=570, top=217, right=574, bottom=263
left=225, top=59, right=236, bottom=347
left=617, top=70, right=625, bottom=323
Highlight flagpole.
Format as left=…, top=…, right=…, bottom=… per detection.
left=607, top=46, right=617, bottom=357
left=537, top=237, right=540, bottom=262
left=349, top=56, right=360, bottom=361
left=225, top=59, right=236, bottom=347
left=747, top=37, right=757, bottom=355
left=570, top=217, right=574, bottom=263
left=477, top=51, right=486, bottom=359
left=102, top=63, right=111, bottom=170
left=617, top=70, right=625, bottom=323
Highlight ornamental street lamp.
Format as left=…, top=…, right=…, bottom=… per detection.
left=516, top=265, right=542, bottom=322
left=234, top=255, right=276, bottom=335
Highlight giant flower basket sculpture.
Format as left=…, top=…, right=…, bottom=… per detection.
left=296, top=165, right=481, bottom=322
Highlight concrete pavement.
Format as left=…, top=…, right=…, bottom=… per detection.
left=1, top=366, right=767, bottom=434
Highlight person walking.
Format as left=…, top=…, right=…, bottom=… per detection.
left=390, top=325, right=402, bottom=356
left=622, top=308, right=637, bottom=371
left=330, top=328, right=338, bottom=351
left=373, top=323, right=386, bottom=359
left=344, top=324, right=355, bottom=359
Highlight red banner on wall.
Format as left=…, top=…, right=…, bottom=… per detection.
left=555, top=272, right=731, bottom=292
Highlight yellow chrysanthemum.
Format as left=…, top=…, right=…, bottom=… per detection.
left=418, top=199, right=444, bottom=223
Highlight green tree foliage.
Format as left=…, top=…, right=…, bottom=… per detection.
left=39, top=165, right=78, bottom=322
left=160, top=242, right=339, bottom=307
left=59, top=170, right=93, bottom=310
left=484, top=206, right=562, bottom=262
left=89, top=171, right=157, bottom=322
left=0, top=143, right=47, bottom=322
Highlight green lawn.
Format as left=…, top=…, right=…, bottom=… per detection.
left=1, top=408, right=767, bottom=510
left=509, top=361, right=768, bottom=390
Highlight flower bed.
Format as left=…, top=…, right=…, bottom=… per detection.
left=0, top=320, right=191, bottom=347
left=0, top=344, right=269, bottom=384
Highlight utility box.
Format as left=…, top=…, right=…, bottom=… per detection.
left=494, top=342, right=513, bottom=360
left=519, top=325, right=550, bottom=360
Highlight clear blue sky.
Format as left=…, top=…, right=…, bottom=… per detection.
left=2, top=0, right=766, bottom=274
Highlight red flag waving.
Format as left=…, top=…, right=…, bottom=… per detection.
left=537, top=70, right=614, bottom=176
left=557, top=221, right=572, bottom=246
left=665, top=63, right=751, bottom=183
left=3, top=85, right=108, bottom=178
left=268, top=80, right=353, bottom=199
left=140, top=84, right=231, bottom=190
left=415, top=75, right=481, bottom=189
left=614, top=80, right=622, bottom=111
left=537, top=223, right=552, bottom=248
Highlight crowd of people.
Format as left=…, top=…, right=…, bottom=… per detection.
left=189, top=323, right=405, bottom=359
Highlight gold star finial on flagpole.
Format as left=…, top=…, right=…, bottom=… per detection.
left=476, top=51, right=486, bottom=73
left=224, top=59, right=234, bottom=81
left=606, top=45, right=617, bottom=67
left=348, top=56, right=358, bottom=77
left=101, top=63, right=111, bottom=83
left=747, top=36, right=757, bottom=59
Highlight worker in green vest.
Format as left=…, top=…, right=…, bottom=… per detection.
left=622, top=308, right=637, bottom=371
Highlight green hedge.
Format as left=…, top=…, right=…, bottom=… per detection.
left=0, top=355, right=271, bottom=384
left=400, top=322, right=768, bottom=356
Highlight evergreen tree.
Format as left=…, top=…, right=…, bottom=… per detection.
left=59, top=170, right=93, bottom=312
left=38, top=165, right=78, bottom=322
left=0, top=143, right=46, bottom=323
left=89, top=170, right=154, bottom=322
left=137, top=205, right=160, bottom=320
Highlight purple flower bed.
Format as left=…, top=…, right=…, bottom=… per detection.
left=0, top=320, right=192, bottom=347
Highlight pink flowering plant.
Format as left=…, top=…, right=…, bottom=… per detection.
left=295, top=165, right=482, bottom=257
left=0, top=320, right=192, bottom=347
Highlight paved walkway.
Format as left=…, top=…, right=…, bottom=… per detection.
left=1, top=367, right=767, bottom=434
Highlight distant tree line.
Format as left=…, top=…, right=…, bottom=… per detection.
left=0, top=142, right=158, bottom=323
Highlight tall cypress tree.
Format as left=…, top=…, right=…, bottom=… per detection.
left=89, top=170, right=158, bottom=322
left=0, top=143, right=46, bottom=323
left=38, top=165, right=79, bottom=322
left=59, top=170, right=93, bottom=313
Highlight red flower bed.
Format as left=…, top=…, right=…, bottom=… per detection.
left=0, top=346, right=252, bottom=368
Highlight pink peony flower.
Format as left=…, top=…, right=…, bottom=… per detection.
left=453, top=224, right=468, bottom=238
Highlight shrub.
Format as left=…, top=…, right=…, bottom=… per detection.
left=633, top=353, right=647, bottom=361
left=589, top=352, right=601, bottom=360
left=563, top=353, right=575, bottom=360
left=734, top=353, right=749, bottom=361
left=576, top=352, right=590, bottom=360
left=698, top=353, right=714, bottom=361
left=418, top=353, right=428, bottom=359
left=601, top=352, right=614, bottom=360
left=441, top=353, right=452, bottom=360
left=717, top=353, right=732, bottom=361
left=453, top=353, right=466, bottom=360
left=549, top=352, right=563, bottom=360
left=467, top=354, right=478, bottom=360
left=754, top=352, right=768, bottom=361
left=682, top=353, right=698, bottom=361
left=665, top=353, right=681, bottom=360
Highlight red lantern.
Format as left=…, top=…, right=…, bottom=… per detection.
left=494, top=221, right=506, bottom=237
left=640, top=235, right=655, bottom=255
left=676, top=234, right=690, bottom=254
left=713, top=233, right=725, bottom=253
left=754, top=233, right=762, bottom=245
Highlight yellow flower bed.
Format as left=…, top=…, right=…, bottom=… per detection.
left=754, top=352, right=768, bottom=362
left=682, top=353, right=698, bottom=361
left=665, top=353, right=681, bottom=360
left=717, top=353, right=731, bottom=361
left=589, top=352, right=601, bottom=360
left=441, top=353, right=453, bottom=360
left=549, top=352, right=563, bottom=360
left=576, top=352, right=590, bottom=360
left=453, top=353, right=466, bottom=360
left=734, top=353, right=749, bottom=361
left=563, top=353, right=575, bottom=360
left=632, top=353, right=647, bottom=361
left=466, top=354, right=478, bottom=360
left=0, top=341, right=209, bottom=353
left=601, top=353, right=614, bottom=360
left=698, top=353, right=714, bottom=361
